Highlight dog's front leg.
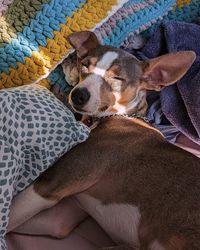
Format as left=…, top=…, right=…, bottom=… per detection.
left=8, top=135, right=105, bottom=232
left=8, top=163, right=98, bottom=232
left=7, top=183, right=57, bottom=232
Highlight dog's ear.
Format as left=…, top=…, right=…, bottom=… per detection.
left=68, top=31, right=99, bottom=58
left=141, top=51, right=196, bottom=91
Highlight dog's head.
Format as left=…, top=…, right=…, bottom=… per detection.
left=67, top=31, right=196, bottom=117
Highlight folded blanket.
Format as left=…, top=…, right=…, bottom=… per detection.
left=137, top=21, right=200, bottom=145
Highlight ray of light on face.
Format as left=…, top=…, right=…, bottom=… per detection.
left=92, top=51, right=119, bottom=77
left=112, top=91, right=127, bottom=114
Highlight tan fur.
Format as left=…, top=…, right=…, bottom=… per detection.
left=33, top=117, right=200, bottom=250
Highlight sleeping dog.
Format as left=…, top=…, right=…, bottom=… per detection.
left=8, top=32, right=200, bottom=250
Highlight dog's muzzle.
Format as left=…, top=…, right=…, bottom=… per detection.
left=70, top=87, right=90, bottom=108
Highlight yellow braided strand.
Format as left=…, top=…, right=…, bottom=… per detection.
left=0, top=0, right=117, bottom=89
left=175, top=0, right=191, bottom=8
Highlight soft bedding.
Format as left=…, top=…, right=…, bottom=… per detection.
left=0, top=84, right=90, bottom=249
left=7, top=218, right=114, bottom=250
left=137, top=21, right=200, bottom=145
left=0, top=0, right=177, bottom=90
left=0, top=1, right=199, bottom=250
left=7, top=197, right=114, bottom=250
left=5, top=29, right=200, bottom=250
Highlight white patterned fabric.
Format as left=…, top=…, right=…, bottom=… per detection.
left=0, top=84, right=90, bottom=249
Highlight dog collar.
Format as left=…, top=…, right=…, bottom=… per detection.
left=100, top=113, right=149, bottom=123
left=81, top=113, right=149, bottom=129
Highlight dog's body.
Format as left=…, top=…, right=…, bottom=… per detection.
left=8, top=116, right=200, bottom=250
left=8, top=32, right=200, bottom=250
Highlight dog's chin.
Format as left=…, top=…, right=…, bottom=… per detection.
left=71, top=105, right=97, bottom=116
left=95, top=111, right=115, bottom=118
left=71, top=104, right=119, bottom=118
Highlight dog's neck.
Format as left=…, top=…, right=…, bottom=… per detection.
left=100, top=113, right=149, bottom=123
left=81, top=112, right=149, bottom=130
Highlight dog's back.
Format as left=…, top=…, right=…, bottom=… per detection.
left=53, top=116, right=200, bottom=249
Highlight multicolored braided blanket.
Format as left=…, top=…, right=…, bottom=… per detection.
left=0, top=0, right=199, bottom=91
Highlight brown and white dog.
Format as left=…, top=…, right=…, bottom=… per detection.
left=8, top=32, right=200, bottom=250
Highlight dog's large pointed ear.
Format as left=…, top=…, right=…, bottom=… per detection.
left=141, top=51, right=196, bottom=91
left=67, top=31, right=99, bottom=58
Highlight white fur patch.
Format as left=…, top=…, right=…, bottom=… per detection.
left=93, top=67, right=107, bottom=77
left=77, top=193, right=141, bottom=247
left=8, top=185, right=57, bottom=232
left=92, top=51, right=118, bottom=77
left=82, top=74, right=103, bottom=114
left=112, top=91, right=143, bottom=115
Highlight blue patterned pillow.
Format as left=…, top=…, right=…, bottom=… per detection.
left=0, top=84, right=90, bottom=248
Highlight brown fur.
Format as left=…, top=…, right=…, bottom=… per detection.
left=34, top=116, right=200, bottom=250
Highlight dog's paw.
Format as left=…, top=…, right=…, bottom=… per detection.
left=62, top=52, right=79, bottom=87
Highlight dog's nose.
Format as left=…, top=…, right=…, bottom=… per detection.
left=71, top=87, right=90, bottom=106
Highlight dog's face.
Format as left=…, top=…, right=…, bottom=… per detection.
left=66, top=31, right=196, bottom=117
left=70, top=46, right=147, bottom=116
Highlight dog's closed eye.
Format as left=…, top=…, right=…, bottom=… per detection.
left=111, top=76, right=125, bottom=81
left=105, top=76, right=124, bottom=92
left=81, top=59, right=89, bottom=67
left=80, top=59, right=90, bottom=74
left=106, top=75, right=125, bottom=84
